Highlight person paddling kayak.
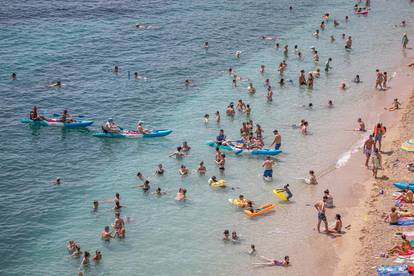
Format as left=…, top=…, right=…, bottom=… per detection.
left=102, top=118, right=121, bottom=133
left=29, top=106, right=47, bottom=121
left=59, top=110, right=76, bottom=123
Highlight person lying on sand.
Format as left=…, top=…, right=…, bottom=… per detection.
left=396, top=189, right=414, bottom=204
left=385, top=207, right=414, bottom=225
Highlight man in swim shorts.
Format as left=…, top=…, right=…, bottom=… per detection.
left=363, top=135, right=375, bottom=167
left=315, top=196, right=328, bottom=233
left=262, top=156, right=275, bottom=180
left=270, top=130, right=282, bottom=150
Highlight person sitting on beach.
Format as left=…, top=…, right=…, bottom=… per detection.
left=155, top=164, right=165, bottom=175
left=223, top=230, right=230, bottom=241
left=329, top=214, right=343, bottom=233
left=93, top=250, right=102, bottom=263
left=136, top=121, right=149, bottom=134
left=388, top=234, right=412, bottom=255
left=169, top=146, right=185, bottom=158
left=386, top=98, right=402, bottom=111
left=138, top=180, right=150, bottom=192
left=101, top=226, right=114, bottom=241
left=60, top=110, right=75, bottom=123
left=102, top=118, right=121, bottom=133
left=324, top=189, right=334, bottom=208
left=356, top=118, right=366, bottom=132
left=179, top=165, right=189, bottom=176
left=253, top=256, right=290, bottom=267
left=396, top=189, right=414, bottom=204
left=175, top=188, right=187, bottom=201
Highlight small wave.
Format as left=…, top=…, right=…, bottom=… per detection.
left=335, top=134, right=369, bottom=168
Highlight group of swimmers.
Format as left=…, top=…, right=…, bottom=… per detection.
left=66, top=240, right=102, bottom=268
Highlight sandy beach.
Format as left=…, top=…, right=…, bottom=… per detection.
left=332, top=64, right=414, bottom=275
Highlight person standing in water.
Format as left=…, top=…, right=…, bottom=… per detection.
left=298, top=70, right=306, bottom=85
left=325, top=58, right=332, bottom=72
left=315, top=196, right=329, bottom=233
left=345, top=36, right=352, bottom=49
left=402, top=33, right=409, bottom=49
left=270, top=130, right=282, bottom=150
left=262, top=156, right=275, bottom=181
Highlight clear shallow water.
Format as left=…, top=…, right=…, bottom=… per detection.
left=0, top=0, right=413, bottom=275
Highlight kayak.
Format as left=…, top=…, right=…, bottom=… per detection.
left=21, top=118, right=93, bottom=127
left=273, top=189, right=288, bottom=201
left=207, top=141, right=282, bottom=156
left=394, top=182, right=414, bottom=191
left=93, top=129, right=172, bottom=139
left=244, top=203, right=276, bottom=218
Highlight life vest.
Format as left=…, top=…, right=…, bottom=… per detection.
left=373, top=125, right=386, bottom=136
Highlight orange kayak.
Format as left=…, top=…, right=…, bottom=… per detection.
left=244, top=203, right=275, bottom=218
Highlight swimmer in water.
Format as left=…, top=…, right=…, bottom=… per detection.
left=310, top=68, right=320, bottom=78
left=334, top=19, right=339, bottom=27
left=279, top=78, right=285, bottom=86
left=113, top=66, right=119, bottom=74
left=53, top=177, right=62, bottom=185
left=175, top=188, right=187, bottom=201
left=204, top=114, right=209, bottom=123
left=313, top=30, right=320, bottom=38
left=155, top=164, right=165, bottom=175
left=136, top=172, right=146, bottom=182
left=330, top=35, right=335, bottom=42
left=181, top=141, right=191, bottom=152
left=10, top=73, right=16, bottom=80
left=345, top=36, right=352, bottom=49
left=223, top=229, right=230, bottom=241
left=101, top=226, right=114, bottom=241
left=215, top=111, right=221, bottom=123
left=283, top=45, right=288, bottom=57
left=235, top=51, right=241, bottom=59
left=179, top=165, right=189, bottom=176
left=353, top=74, right=361, bottom=83
left=49, top=81, right=62, bottom=88
left=253, top=256, right=290, bottom=267
left=313, top=51, right=319, bottom=62
left=339, top=81, right=347, bottom=90
left=93, top=250, right=102, bottom=263
left=81, top=251, right=90, bottom=267
left=184, top=79, right=193, bottom=87
left=328, top=100, right=334, bottom=108
left=204, top=41, right=209, bottom=49
left=169, top=146, right=185, bottom=158
left=259, top=65, right=265, bottom=74
left=247, top=82, right=256, bottom=94
left=197, top=161, right=207, bottom=175
left=153, top=187, right=166, bottom=196
left=138, top=180, right=150, bottom=192
left=92, top=200, right=99, bottom=212
left=298, top=70, right=306, bottom=85
left=249, top=244, right=256, bottom=255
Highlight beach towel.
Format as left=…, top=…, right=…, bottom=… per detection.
left=397, top=219, right=414, bottom=226
left=377, top=265, right=409, bottom=276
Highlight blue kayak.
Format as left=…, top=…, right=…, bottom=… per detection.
left=207, top=141, right=282, bottom=156
left=394, top=182, right=414, bottom=191
left=21, top=118, right=93, bottom=127
left=93, top=129, right=172, bottom=139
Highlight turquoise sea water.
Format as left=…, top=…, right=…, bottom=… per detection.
left=1, top=0, right=413, bottom=275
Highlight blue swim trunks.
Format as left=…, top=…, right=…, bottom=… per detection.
left=274, top=143, right=281, bottom=150
left=263, top=169, right=273, bottom=178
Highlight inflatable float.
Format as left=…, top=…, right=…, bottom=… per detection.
left=244, top=203, right=276, bottom=218
left=394, top=182, right=414, bottom=192
left=273, top=189, right=288, bottom=201
left=209, top=179, right=226, bottom=188
left=228, top=198, right=250, bottom=208
left=21, top=118, right=93, bottom=127
left=93, top=129, right=172, bottom=138
left=207, top=141, right=281, bottom=156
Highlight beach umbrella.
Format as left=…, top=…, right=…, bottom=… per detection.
left=401, top=139, right=414, bottom=152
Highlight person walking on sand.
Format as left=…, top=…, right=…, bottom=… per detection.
left=375, top=69, right=384, bottom=90
left=363, top=134, right=375, bottom=168
left=262, top=156, right=275, bottom=181
left=373, top=123, right=386, bottom=151
left=402, top=33, right=409, bottom=49
left=371, top=148, right=381, bottom=178
left=315, top=196, right=329, bottom=233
